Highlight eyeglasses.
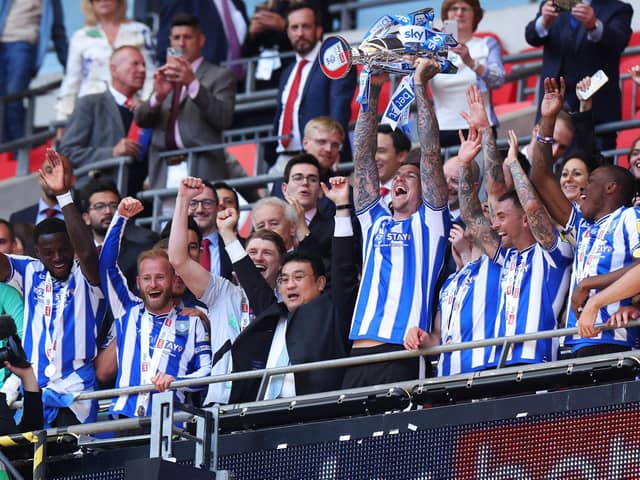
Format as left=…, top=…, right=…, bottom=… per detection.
left=89, top=202, right=119, bottom=212
left=277, top=272, right=313, bottom=286
left=449, top=5, right=472, bottom=13
left=289, top=173, right=320, bottom=184
left=189, top=199, right=217, bottom=209
left=309, top=138, right=342, bottom=151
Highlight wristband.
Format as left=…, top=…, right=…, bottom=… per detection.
left=536, top=134, right=554, bottom=145
left=56, top=191, right=74, bottom=208
left=335, top=204, right=351, bottom=210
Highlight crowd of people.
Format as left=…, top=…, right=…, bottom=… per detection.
left=0, top=0, right=639, bottom=433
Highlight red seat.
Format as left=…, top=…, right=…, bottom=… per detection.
left=0, top=138, right=51, bottom=181
left=349, top=65, right=391, bottom=124
left=628, top=30, right=640, bottom=47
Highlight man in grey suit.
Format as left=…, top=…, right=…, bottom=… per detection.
left=59, top=46, right=147, bottom=194
left=134, top=13, right=236, bottom=195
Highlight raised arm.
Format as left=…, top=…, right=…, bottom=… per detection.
left=352, top=73, right=385, bottom=211
left=505, top=129, right=558, bottom=251
left=414, top=58, right=447, bottom=208
left=461, top=85, right=509, bottom=197
left=530, top=77, right=573, bottom=226
left=168, top=177, right=211, bottom=299
left=39, top=150, right=100, bottom=285
left=458, top=129, right=501, bottom=259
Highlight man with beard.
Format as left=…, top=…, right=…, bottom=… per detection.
left=99, top=197, right=211, bottom=418
left=79, top=176, right=158, bottom=293
left=265, top=2, right=356, bottom=173
left=0, top=150, right=105, bottom=427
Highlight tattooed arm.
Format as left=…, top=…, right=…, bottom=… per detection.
left=414, top=58, right=447, bottom=208
left=458, top=129, right=501, bottom=259
left=461, top=85, right=509, bottom=198
left=505, top=130, right=557, bottom=251
left=530, top=77, right=573, bottom=227
left=352, top=73, right=385, bottom=211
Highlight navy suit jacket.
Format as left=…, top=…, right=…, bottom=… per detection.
left=266, top=53, right=357, bottom=166
left=525, top=0, right=633, bottom=126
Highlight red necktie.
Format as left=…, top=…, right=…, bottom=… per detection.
left=165, top=83, right=182, bottom=150
left=45, top=208, right=58, bottom=218
left=280, top=59, right=308, bottom=149
left=124, top=98, right=140, bottom=141
left=379, top=186, right=390, bottom=197
left=200, top=238, right=211, bottom=272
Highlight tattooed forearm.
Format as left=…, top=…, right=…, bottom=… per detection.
left=415, top=85, right=447, bottom=207
left=509, top=160, right=557, bottom=250
left=459, top=163, right=500, bottom=258
left=353, top=84, right=382, bottom=210
left=481, top=126, right=506, bottom=196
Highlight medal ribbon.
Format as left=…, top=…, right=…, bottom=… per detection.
left=42, top=272, right=69, bottom=380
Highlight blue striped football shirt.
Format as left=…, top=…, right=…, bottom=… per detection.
left=488, top=238, right=573, bottom=366
left=351, top=199, right=450, bottom=344
left=437, top=255, right=501, bottom=376
left=7, top=255, right=105, bottom=424
left=100, top=214, right=212, bottom=418
left=564, top=206, right=640, bottom=351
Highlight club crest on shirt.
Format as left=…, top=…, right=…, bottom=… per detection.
left=175, top=320, right=189, bottom=335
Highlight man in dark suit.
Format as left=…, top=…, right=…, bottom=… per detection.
left=188, top=180, right=234, bottom=282
left=228, top=176, right=359, bottom=403
left=135, top=13, right=236, bottom=194
left=78, top=176, right=158, bottom=294
left=59, top=46, right=147, bottom=195
left=525, top=0, right=633, bottom=151
left=266, top=2, right=356, bottom=173
left=9, top=153, right=76, bottom=226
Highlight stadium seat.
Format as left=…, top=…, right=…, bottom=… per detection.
left=349, top=65, right=391, bottom=124
left=615, top=111, right=640, bottom=169
left=0, top=138, right=51, bottom=181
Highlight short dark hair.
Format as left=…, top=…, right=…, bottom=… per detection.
left=403, top=148, right=421, bottom=168
left=281, top=250, right=325, bottom=279
left=199, top=180, right=219, bottom=205
left=160, top=216, right=203, bottom=245
left=247, top=229, right=287, bottom=259
left=213, top=181, right=239, bottom=210
left=561, top=150, right=600, bottom=174
left=79, top=176, right=121, bottom=213
left=377, top=124, right=411, bottom=154
left=34, top=218, right=68, bottom=243
left=0, top=219, right=15, bottom=243
left=600, top=165, right=637, bottom=207
left=287, top=2, right=322, bottom=28
left=283, top=153, right=321, bottom=183
left=496, top=190, right=524, bottom=211
left=171, top=13, right=202, bottom=31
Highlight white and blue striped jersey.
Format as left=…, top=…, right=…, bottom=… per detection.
left=488, top=238, right=573, bottom=366
left=100, top=214, right=212, bottom=418
left=6, top=255, right=105, bottom=424
left=437, top=255, right=501, bottom=376
left=351, top=199, right=450, bottom=344
left=564, top=206, right=640, bottom=351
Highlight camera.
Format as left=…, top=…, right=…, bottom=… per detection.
left=0, top=316, right=29, bottom=369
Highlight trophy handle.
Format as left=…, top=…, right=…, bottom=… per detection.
left=319, top=35, right=354, bottom=80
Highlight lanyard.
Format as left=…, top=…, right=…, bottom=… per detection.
left=42, top=272, right=69, bottom=379
left=575, top=213, right=614, bottom=283
left=135, top=308, right=177, bottom=416
left=503, top=249, right=529, bottom=336
left=441, top=262, right=476, bottom=343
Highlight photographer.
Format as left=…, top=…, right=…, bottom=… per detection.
left=0, top=362, right=42, bottom=435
